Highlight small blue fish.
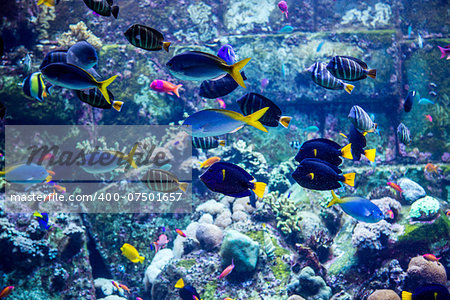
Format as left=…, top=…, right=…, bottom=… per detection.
left=33, top=212, right=52, bottom=230
left=418, top=33, right=423, bottom=48
left=419, top=98, right=435, bottom=105
left=1, top=163, right=52, bottom=185
left=278, top=25, right=293, bottom=33
left=328, top=191, right=384, bottom=223
left=302, top=125, right=319, bottom=133
left=281, top=63, right=286, bottom=79
left=217, top=44, right=236, bottom=65
left=316, top=41, right=325, bottom=52
left=407, top=25, right=412, bottom=39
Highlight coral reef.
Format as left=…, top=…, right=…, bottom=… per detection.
left=404, top=255, right=447, bottom=288
left=287, top=267, right=332, bottom=300
left=58, top=21, right=103, bottom=49
left=397, top=178, right=426, bottom=204
left=341, top=3, right=392, bottom=29
left=367, top=289, right=400, bottom=300
left=409, top=196, right=440, bottom=221
left=263, top=191, right=301, bottom=236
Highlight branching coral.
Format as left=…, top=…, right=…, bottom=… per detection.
left=58, top=21, right=103, bottom=49
left=263, top=191, right=301, bottom=235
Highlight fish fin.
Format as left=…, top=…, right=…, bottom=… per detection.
left=343, top=172, right=355, bottom=187
left=218, top=140, right=226, bottom=146
left=37, top=0, right=44, bottom=5
left=33, top=211, right=43, bottom=218
left=112, top=101, right=123, bottom=112
left=222, top=169, right=225, bottom=181
left=339, top=133, right=348, bottom=138
left=367, top=69, right=376, bottom=79
left=364, top=149, right=376, bottom=162
left=111, top=6, right=119, bottom=19
left=44, top=1, right=52, bottom=6
left=173, top=84, right=182, bottom=97
left=327, top=190, right=341, bottom=208
left=139, top=255, right=145, bottom=263
left=125, top=143, right=139, bottom=169
left=340, top=143, right=353, bottom=160
left=401, top=291, right=412, bottom=300
left=344, top=83, right=354, bottom=94
left=242, top=107, right=269, bottom=133
left=179, top=182, right=188, bottom=193
left=97, top=75, right=118, bottom=104
left=279, top=116, right=292, bottom=128
left=252, top=182, right=267, bottom=199
left=163, top=42, right=171, bottom=52
left=228, top=57, right=251, bottom=88
left=175, top=278, right=185, bottom=289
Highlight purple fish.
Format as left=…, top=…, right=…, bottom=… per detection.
left=217, top=44, right=236, bottom=65
left=261, top=78, right=269, bottom=92
left=278, top=1, right=288, bottom=18
left=438, top=45, right=450, bottom=60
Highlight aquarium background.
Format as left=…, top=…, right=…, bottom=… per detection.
left=0, top=0, right=449, bottom=299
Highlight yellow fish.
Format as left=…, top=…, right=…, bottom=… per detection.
left=120, top=243, right=145, bottom=263
left=200, top=156, right=221, bottom=168
left=37, top=0, right=60, bottom=6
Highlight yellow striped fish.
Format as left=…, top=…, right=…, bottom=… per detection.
left=263, top=223, right=275, bottom=260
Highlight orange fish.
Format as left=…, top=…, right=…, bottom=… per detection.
left=425, top=114, right=432, bottom=122
left=54, top=184, right=66, bottom=193
left=150, top=80, right=182, bottom=97
left=424, top=163, right=438, bottom=174
left=217, top=98, right=226, bottom=109
left=118, top=283, right=130, bottom=293
left=200, top=157, right=221, bottom=168
left=0, top=286, right=14, bottom=298
left=111, top=280, right=120, bottom=290
left=219, top=259, right=235, bottom=279
left=44, top=190, right=56, bottom=202
left=446, top=211, right=450, bottom=217
left=423, top=254, right=440, bottom=262
left=387, top=182, right=403, bottom=194
left=47, top=170, right=56, bottom=176
left=175, top=228, right=186, bottom=237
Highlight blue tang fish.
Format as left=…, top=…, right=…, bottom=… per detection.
left=418, top=98, right=435, bottom=105
left=67, top=40, right=98, bottom=70
left=79, top=143, right=138, bottom=174
left=175, top=278, right=201, bottom=300
left=217, top=44, right=236, bottom=65
left=200, top=161, right=267, bottom=198
left=294, top=138, right=353, bottom=166
left=407, top=25, right=412, bottom=39
left=1, top=163, right=52, bottom=185
left=328, top=190, right=383, bottom=223
left=33, top=212, right=52, bottom=230
left=183, top=107, right=269, bottom=137
left=316, top=41, right=325, bottom=52
left=278, top=25, right=294, bottom=33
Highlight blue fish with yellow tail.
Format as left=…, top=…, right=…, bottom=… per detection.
left=33, top=212, right=52, bottom=230
left=200, top=161, right=267, bottom=199
left=340, top=124, right=376, bottom=162
left=294, top=138, right=353, bottom=166
left=1, top=163, right=52, bottom=185
left=328, top=191, right=383, bottom=223
left=175, top=278, right=201, bottom=300
left=183, top=107, right=269, bottom=137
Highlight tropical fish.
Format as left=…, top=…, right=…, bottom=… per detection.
left=217, top=44, right=236, bottom=65
left=294, top=138, right=353, bottom=166
left=278, top=25, right=293, bottom=33
left=425, top=114, right=432, bottom=122
left=327, top=56, right=376, bottom=81
left=261, top=78, right=269, bottom=91
left=418, top=98, right=435, bottom=105
left=33, top=212, right=52, bottom=230
left=200, top=161, right=267, bottom=198
left=200, top=157, right=221, bottom=168
left=124, top=24, right=170, bottom=52
left=219, top=259, right=235, bottom=279
left=424, top=163, right=438, bottom=174
left=82, top=0, right=119, bottom=18
left=302, top=126, right=319, bottom=133
left=22, top=72, right=50, bottom=102
left=437, top=45, right=450, bottom=59
left=152, top=234, right=169, bottom=253
left=198, top=72, right=247, bottom=99
left=79, top=144, right=138, bottom=174
left=418, top=33, right=423, bottom=48
left=348, top=105, right=378, bottom=133
left=1, top=163, right=52, bottom=185
left=307, top=62, right=354, bottom=94
left=44, top=190, right=56, bottom=202
left=292, top=158, right=355, bottom=190
left=403, top=90, right=416, bottom=112
left=118, top=284, right=130, bottom=293
left=37, top=0, right=60, bottom=6
left=316, top=41, right=325, bottom=52
left=281, top=63, right=286, bottom=79
left=175, top=278, right=201, bottom=300
left=67, top=40, right=98, bottom=70
left=39, top=50, right=68, bottom=70
left=387, top=182, right=403, bottom=194
left=166, top=51, right=250, bottom=88
left=402, top=284, right=449, bottom=300
left=111, top=280, right=120, bottom=291
left=142, top=169, right=188, bottom=192
left=0, top=286, right=14, bottom=298
left=262, top=224, right=275, bottom=260
left=136, top=297, right=143, bottom=300
left=76, top=89, right=121, bottom=111
left=192, top=136, right=225, bottom=149
left=182, top=107, right=269, bottom=137
left=278, top=0, right=288, bottom=18
left=41, top=63, right=117, bottom=104
left=120, top=243, right=145, bottom=263
left=150, top=80, right=182, bottom=97
left=328, top=191, right=384, bottom=223
left=386, top=209, right=394, bottom=219
left=175, top=228, right=186, bottom=237
left=341, top=124, right=376, bottom=162
left=236, top=92, right=291, bottom=128
left=290, top=141, right=301, bottom=150
left=22, top=52, right=32, bottom=74
left=397, top=123, right=411, bottom=145
left=407, top=25, right=412, bottom=39
left=216, top=98, right=226, bottom=109
left=422, top=254, right=440, bottom=262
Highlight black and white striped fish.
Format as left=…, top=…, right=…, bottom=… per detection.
left=199, top=72, right=247, bottom=99
left=397, top=123, right=411, bottom=145
left=76, top=89, right=123, bottom=111
left=290, top=141, right=301, bottom=150
left=263, top=224, right=275, bottom=260
left=192, top=137, right=225, bottom=149
left=82, top=0, right=119, bottom=18
left=307, top=62, right=354, bottom=94
left=124, top=24, right=171, bottom=52
left=22, top=72, right=51, bottom=102
left=142, top=169, right=188, bottom=192
left=348, top=105, right=378, bottom=133
left=326, top=56, right=376, bottom=81
left=40, top=50, right=67, bottom=70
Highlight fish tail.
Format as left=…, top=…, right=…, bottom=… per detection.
left=367, top=69, right=376, bottom=79
left=228, top=58, right=251, bottom=88
left=111, top=6, right=119, bottom=19
left=163, top=42, right=171, bottom=52
left=44, top=0, right=52, bottom=6
left=343, top=172, right=355, bottom=187
left=139, top=255, right=145, bottom=264
left=112, top=101, right=123, bottom=112
left=327, top=190, right=341, bottom=208
left=33, top=211, right=43, bottom=218
left=401, top=291, right=412, bottom=300
left=252, top=182, right=267, bottom=199
left=97, top=75, right=118, bottom=104
left=37, top=0, right=45, bottom=5
left=175, top=278, right=185, bottom=289
left=0, top=171, right=5, bottom=175
left=179, top=182, right=188, bottom=193
left=364, top=149, right=376, bottom=162
left=438, top=46, right=446, bottom=59
left=218, top=140, right=226, bottom=146
left=242, top=107, right=269, bottom=133
left=173, top=84, right=182, bottom=97
left=340, top=143, right=353, bottom=160
left=125, top=143, right=139, bottom=169
left=344, top=83, right=354, bottom=94
left=279, top=116, right=292, bottom=128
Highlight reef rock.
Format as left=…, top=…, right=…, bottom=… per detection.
left=195, top=223, right=223, bottom=251
left=368, top=289, right=400, bottom=300
left=143, top=248, right=174, bottom=291
left=287, top=267, right=332, bottom=300
left=405, top=255, right=447, bottom=288
left=220, top=230, right=259, bottom=276
left=173, top=222, right=200, bottom=258
left=287, top=296, right=306, bottom=300
left=94, top=278, right=115, bottom=298
left=398, top=178, right=426, bottom=204
left=409, top=196, right=440, bottom=221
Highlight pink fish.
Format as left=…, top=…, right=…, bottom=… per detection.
left=425, top=114, right=432, bottom=122
left=278, top=1, right=288, bottom=18
left=219, top=259, right=235, bottom=279
left=437, top=45, right=450, bottom=60
left=150, top=80, right=183, bottom=97
left=216, top=98, right=226, bottom=109
left=386, top=209, right=394, bottom=219
left=152, top=234, right=169, bottom=253
left=423, top=253, right=440, bottom=262
left=260, top=78, right=269, bottom=92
